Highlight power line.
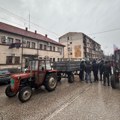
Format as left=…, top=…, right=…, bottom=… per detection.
left=88, top=27, right=120, bottom=35
left=0, top=6, right=60, bottom=37
left=0, top=6, right=120, bottom=37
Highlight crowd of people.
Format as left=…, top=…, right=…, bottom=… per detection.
left=79, top=59, right=112, bottom=86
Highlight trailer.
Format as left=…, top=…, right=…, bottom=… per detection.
left=53, top=61, right=80, bottom=83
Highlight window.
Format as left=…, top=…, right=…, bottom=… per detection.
left=39, top=57, right=42, bottom=60
left=50, top=46, right=52, bottom=51
left=53, top=46, right=55, bottom=51
left=1, top=36, right=7, bottom=43
left=6, top=56, right=13, bottom=64
left=70, top=42, right=72, bottom=44
left=53, top=58, right=55, bottom=62
left=15, top=57, right=20, bottom=64
left=44, top=45, right=47, bottom=50
left=50, top=58, right=52, bottom=62
left=26, top=41, right=30, bottom=48
left=15, top=39, right=21, bottom=43
left=39, top=44, right=43, bottom=50
left=32, top=42, right=35, bottom=49
left=58, top=47, right=63, bottom=55
left=67, top=37, right=69, bottom=40
left=8, top=37, right=13, bottom=44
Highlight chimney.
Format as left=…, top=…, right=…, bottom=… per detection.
left=25, top=27, right=28, bottom=31
left=45, top=34, right=47, bottom=38
left=35, top=30, right=37, bottom=34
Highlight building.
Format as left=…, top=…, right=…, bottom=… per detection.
left=0, top=22, right=64, bottom=69
left=59, top=32, right=104, bottom=60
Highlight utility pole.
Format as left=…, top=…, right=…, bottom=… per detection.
left=21, top=37, right=24, bottom=72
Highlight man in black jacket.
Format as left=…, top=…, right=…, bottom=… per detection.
left=99, top=60, right=104, bottom=81
left=92, top=60, right=99, bottom=82
left=85, top=61, right=92, bottom=83
left=103, top=61, right=112, bottom=86
left=79, top=61, right=85, bottom=81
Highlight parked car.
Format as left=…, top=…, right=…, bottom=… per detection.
left=0, top=70, right=11, bottom=84
left=0, top=68, right=21, bottom=85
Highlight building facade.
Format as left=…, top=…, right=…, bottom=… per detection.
left=59, top=32, right=104, bottom=60
left=0, top=22, right=64, bottom=69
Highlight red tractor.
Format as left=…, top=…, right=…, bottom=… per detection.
left=5, top=59, right=58, bottom=102
left=111, top=49, right=120, bottom=89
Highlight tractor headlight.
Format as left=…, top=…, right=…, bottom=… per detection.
left=10, top=78, right=15, bottom=88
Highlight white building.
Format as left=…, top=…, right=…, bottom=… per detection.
left=59, top=32, right=103, bottom=60
left=0, top=22, right=64, bottom=69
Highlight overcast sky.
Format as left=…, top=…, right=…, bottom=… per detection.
left=0, top=0, right=120, bottom=55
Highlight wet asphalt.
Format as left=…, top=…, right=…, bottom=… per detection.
left=0, top=76, right=120, bottom=120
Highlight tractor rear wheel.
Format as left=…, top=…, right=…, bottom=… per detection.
left=68, top=73, right=74, bottom=83
left=5, top=85, right=17, bottom=97
left=18, top=86, right=32, bottom=103
left=45, top=73, right=57, bottom=92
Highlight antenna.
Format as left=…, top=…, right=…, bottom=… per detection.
left=29, top=10, right=30, bottom=29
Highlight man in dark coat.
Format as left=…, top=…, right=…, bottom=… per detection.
left=103, top=61, right=112, bottom=86
left=85, top=61, right=92, bottom=83
left=99, top=60, right=104, bottom=81
left=79, top=61, right=85, bottom=81
left=92, top=60, right=99, bottom=82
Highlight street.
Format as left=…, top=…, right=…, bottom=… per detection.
left=0, top=76, right=120, bottom=120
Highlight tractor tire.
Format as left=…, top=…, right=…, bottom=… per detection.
left=111, top=75, right=116, bottom=89
left=68, top=73, right=74, bottom=83
left=57, top=73, right=61, bottom=82
left=45, top=73, right=57, bottom=92
left=18, top=86, right=32, bottom=103
left=5, top=85, right=17, bottom=97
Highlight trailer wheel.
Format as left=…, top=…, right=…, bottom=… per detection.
left=18, top=86, right=32, bottom=103
left=45, top=73, right=57, bottom=92
left=57, top=73, right=61, bottom=82
left=111, top=75, right=116, bottom=89
left=68, top=73, right=74, bottom=83
left=5, top=85, right=17, bottom=97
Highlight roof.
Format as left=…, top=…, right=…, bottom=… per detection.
left=0, top=22, right=65, bottom=47
left=59, top=32, right=100, bottom=45
left=59, top=32, right=83, bottom=39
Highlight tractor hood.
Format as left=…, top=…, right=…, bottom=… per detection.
left=11, top=73, right=33, bottom=79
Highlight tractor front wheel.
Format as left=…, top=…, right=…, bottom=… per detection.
left=45, top=73, right=57, bottom=92
left=18, top=86, right=32, bottom=103
left=5, top=85, right=17, bottom=97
